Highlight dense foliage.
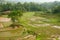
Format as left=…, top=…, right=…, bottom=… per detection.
left=0, top=1, right=60, bottom=14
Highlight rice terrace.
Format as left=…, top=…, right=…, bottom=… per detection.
left=0, top=0, right=60, bottom=40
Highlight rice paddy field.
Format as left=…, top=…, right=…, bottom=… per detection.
left=0, top=12, right=60, bottom=40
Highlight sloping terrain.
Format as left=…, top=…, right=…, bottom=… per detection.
left=20, top=12, right=60, bottom=40
left=0, top=12, right=60, bottom=40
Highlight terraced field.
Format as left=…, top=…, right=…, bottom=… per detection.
left=0, top=12, right=60, bottom=40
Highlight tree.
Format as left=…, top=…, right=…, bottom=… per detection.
left=8, top=10, right=23, bottom=28
left=52, top=6, right=60, bottom=13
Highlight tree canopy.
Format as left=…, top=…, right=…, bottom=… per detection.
left=0, top=1, right=60, bottom=14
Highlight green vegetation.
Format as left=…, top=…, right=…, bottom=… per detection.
left=0, top=0, right=60, bottom=40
